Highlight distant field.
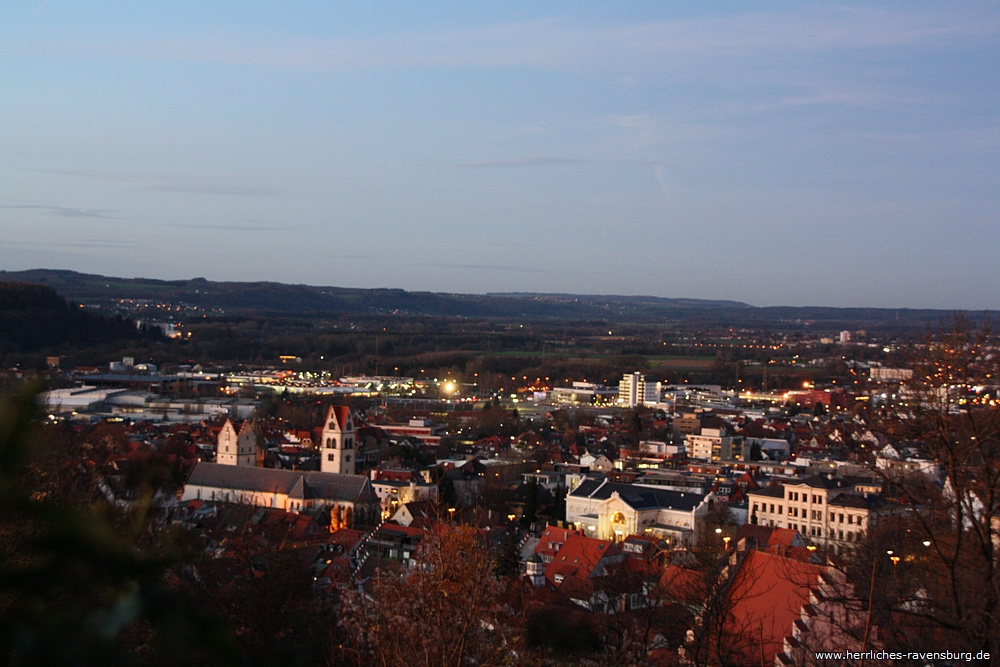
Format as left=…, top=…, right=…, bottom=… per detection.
left=647, top=356, right=716, bottom=369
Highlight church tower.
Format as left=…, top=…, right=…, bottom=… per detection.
left=217, top=418, right=259, bottom=466
left=320, top=405, right=355, bottom=475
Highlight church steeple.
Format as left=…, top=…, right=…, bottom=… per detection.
left=320, top=405, right=355, bottom=475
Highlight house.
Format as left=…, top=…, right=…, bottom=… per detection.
left=545, top=535, right=621, bottom=586
left=389, top=500, right=440, bottom=528
left=535, top=525, right=584, bottom=563
left=369, top=467, right=439, bottom=518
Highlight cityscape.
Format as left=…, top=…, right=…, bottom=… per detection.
left=2, top=2, right=999, bottom=666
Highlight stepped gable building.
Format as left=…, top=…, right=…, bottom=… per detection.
left=216, top=418, right=262, bottom=467
left=566, top=478, right=710, bottom=545
left=320, top=405, right=356, bottom=475
left=181, top=462, right=379, bottom=525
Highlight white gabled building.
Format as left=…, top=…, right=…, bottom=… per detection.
left=216, top=418, right=260, bottom=467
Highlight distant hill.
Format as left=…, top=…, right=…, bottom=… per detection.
left=0, top=281, right=149, bottom=354
left=0, top=269, right=983, bottom=330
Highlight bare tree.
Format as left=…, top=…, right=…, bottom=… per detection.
left=861, top=317, right=1000, bottom=657
left=338, top=524, right=523, bottom=667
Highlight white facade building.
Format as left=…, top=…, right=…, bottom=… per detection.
left=216, top=419, right=259, bottom=467
left=566, top=478, right=710, bottom=545
left=320, top=405, right=356, bottom=475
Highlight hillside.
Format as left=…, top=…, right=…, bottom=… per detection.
left=0, top=269, right=982, bottom=331
left=0, top=282, right=151, bottom=354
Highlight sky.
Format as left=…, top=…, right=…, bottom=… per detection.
left=1, top=2, right=997, bottom=309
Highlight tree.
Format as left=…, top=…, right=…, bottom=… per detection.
left=861, top=317, right=1000, bottom=657
left=339, top=524, right=523, bottom=667
left=521, top=478, right=540, bottom=528
left=0, top=385, right=236, bottom=666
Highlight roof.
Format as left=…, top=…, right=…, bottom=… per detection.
left=544, top=535, right=620, bottom=584
left=569, top=478, right=705, bottom=512
left=722, top=550, right=826, bottom=665
left=185, top=462, right=378, bottom=504
left=325, top=405, right=352, bottom=431
left=786, top=474, right=853, bottom=490
left=828, top=493, right=888, bottom=510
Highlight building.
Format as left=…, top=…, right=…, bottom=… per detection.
left=618, top=372, right=661, bottom=408
left=320, top=405, right=356, bottom=475
left=550, top=382, right=620, bottom=406
left=870, top=367, right=914, bottom=383
left=566, top=478, right=710, bottom=545
left=369, top=468, right=439, bottom=518
left=534, top=525, right=585, bottom=563
left=681, top=547, right=865, bottom=665
left=216, top=418, right=261, bottom=467
left=685, top=427, right=740, bottom=461
left=747, top=475, right=892, bottom=551
left=181, top=462, right=379, bottom=523
left=375, top=418, right=446, bottom=445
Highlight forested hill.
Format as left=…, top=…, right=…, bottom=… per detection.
left=0, top=282, right=149, bottom=354
left=0, top=269, right=983, bottom=330
left=0, top=269, right=751, bottom=319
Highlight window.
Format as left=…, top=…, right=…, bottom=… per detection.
left=328, top=453, right=335, bottom=461
left=770, top=504, right=775, bottom=513
left=345, top=454, right=351, bottom=463
left=778, top=505, right=783, bottom=515
left=838, top=514, right=844, bottom=523
left=793, top=507, right=798, bottom=517
left=847, top=515, right=854, bottom=525
left=829, top=512, right=835, bottom=522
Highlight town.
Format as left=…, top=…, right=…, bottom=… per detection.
left=6, top=305, right=992, bottom=665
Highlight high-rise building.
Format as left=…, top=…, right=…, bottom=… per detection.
left=618, top=372, right=661, bottom=408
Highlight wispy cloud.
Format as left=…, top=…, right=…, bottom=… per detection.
left=415, top=262, right=553, bottom=273
left=24, top=7, right=992, bottom=75
left=460, top=157, right=662, bottom=168
left=34, top=168, right=279, bottom=197
left=162, top=222, right=287, bottom=232
left=0, top=204, right=121, bottom=219
left=0, top=239, right=135, bottom=249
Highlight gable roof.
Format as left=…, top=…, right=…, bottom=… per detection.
left=544, top=535, right=620, bottom=584
left=325, top=405, right=353, bottom=432
left=186, top=462, right=377, bottom=504
left=723, top=550, right=826, bottom=665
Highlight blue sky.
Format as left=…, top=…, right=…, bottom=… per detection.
left=1, top=2, right=997, bottom=308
